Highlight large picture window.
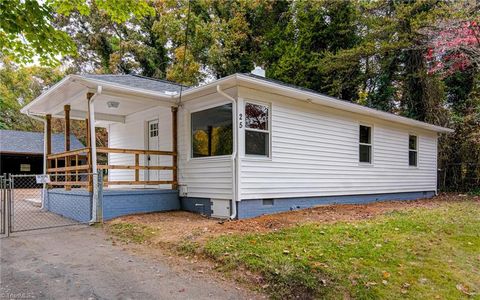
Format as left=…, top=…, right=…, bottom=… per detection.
left=245, top=102, right=270, bottom=156
left=409, top=135, right=418, bottom=166
left=359, top=125, right=372, bottom=163
left=191, top=104, right=233, bottom=158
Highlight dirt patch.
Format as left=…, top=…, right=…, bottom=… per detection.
left=107, top=193, right=478, bottom=247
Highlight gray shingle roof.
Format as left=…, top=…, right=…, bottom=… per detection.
left=242, top=72, right=348, bottom=100
left=0, top=130, right=84, bottom=155
left=82, top=74, right=186, bottom=93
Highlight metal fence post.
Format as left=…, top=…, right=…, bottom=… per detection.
left=0, top=176, right=4, bottom=235
left=6, top=174, right=11, bottom=237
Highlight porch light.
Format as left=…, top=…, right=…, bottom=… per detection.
left=107, top=101, right=120, bottom=109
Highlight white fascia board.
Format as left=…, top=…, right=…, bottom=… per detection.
left=21, top=75, right=177, bottom=116
left=236, top=74, right=453, bottom=133
left=178, top=74, right=238, bottom=101
left=71, top=75, right=176, bottom=102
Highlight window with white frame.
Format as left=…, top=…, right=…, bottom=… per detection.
left=191, top=103, right=233, bottom=158
left=409, top=135, right=418, bottom=166
left=149, top=122, right=158, bottom=137
left=245, top=102, right=270, bottom=156
left=359, top=125, right=372, bottom=163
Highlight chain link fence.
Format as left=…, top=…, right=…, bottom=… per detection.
left=6, top=173, right=97, bottom=233
left=1, top=175, right=5, bottom=235
left=438, top=163, right=480, bottom=193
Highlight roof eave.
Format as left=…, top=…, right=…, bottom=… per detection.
left=236, top=74, right=454, bottom=134
left=21, top=75, right=178, bottom=116
left=71, top=75, right=177, bottom=100
left=177, top=74, right=238, bottom=100
left=20, top=75, right=74, bottom=115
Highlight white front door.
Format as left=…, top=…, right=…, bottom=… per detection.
left=147, top=120, right=159, bottom=181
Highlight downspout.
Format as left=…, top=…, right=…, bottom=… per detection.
left=88, top=86, right=102, bottom=223
left=26, top=112, right=47, bottom=208
left=216, top=85, right=238, bottom=219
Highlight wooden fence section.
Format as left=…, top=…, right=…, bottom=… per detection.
left=46, top=147, right=177, bottom=189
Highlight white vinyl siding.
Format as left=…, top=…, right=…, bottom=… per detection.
left=108, top=85, right=438, bottom=202
left=238, top=87, right=438, bottom=200
left=177, top=89, right=236, bottom=199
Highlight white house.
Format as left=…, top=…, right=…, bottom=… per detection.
left=22, top=71, right=452, bottom=220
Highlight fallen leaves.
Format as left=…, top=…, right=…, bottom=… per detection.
left=456, top=283, right=477, bottom=296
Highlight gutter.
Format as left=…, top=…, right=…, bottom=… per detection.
left=216, top=85, right=238, bottom=220
left=236, top=74, right=453, bottom=134
left=25, top=112, right=47, bottom=208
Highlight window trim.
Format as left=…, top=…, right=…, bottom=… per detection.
left=189, top=101, right=234, bottom=161
left=244, top=100, right=272, bottom=159
left=149, top=122, right=159, bottom=137
left=358, top=123, right=374, bottom=165
left=408, top=134, right=418, bottom=167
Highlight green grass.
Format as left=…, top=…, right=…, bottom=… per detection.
left=107, top=222, right=157, bottom=244
left=177, top=240, right=200, bottom=255
left=204, top=201, right=480, bottom=299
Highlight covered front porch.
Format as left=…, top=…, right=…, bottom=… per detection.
left=21, top=74, right=184, bottom=221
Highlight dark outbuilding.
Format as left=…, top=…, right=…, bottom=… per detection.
left=0, top=129, right=84, bottom=176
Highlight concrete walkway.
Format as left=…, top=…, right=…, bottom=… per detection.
left=0, top=226, right=258, bottom=300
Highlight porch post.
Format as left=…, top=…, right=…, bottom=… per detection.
left=64, top=105, right=71, bottom=190
left=85, top=117, right=92, bottom=190
left=87, top=92, right=99, bottom=223
left=41, top=115, right=48, bottom=209
left=46, top=114, right=52, bottom=157
left=86, top=93, right=94, bottom=192
left=64, top=105, right=71, bottom=151
left=171, top=106, right=178, bottom=190
left=46, top=113, right=52, bottom=197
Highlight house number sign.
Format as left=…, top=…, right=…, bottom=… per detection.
left=239, top=113, right=243, bottom=128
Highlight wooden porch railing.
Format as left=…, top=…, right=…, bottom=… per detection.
left=47, top=147, right=177, bottom=190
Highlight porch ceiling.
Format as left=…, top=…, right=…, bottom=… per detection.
left=21, top=75, right=177, bottom=124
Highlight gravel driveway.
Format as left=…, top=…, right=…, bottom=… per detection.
left=0, top=226, right=258, bottom=300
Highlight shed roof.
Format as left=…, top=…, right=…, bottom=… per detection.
left=0, top=130, right=84, bottom=155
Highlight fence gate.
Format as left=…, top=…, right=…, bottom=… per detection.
left=4, top=174, right=92, bottom=234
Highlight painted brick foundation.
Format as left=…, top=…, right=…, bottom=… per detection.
left=102, top=189, right=180, bottom=220
left=45, top=189, right=435, bottom=221
left=180, top=197, right=212, bottom=216
left=236, top=191, right=436, bottom=219
left=45, top=188, right=180, bottom=222
left=45, top=189, right=92, bottom=222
